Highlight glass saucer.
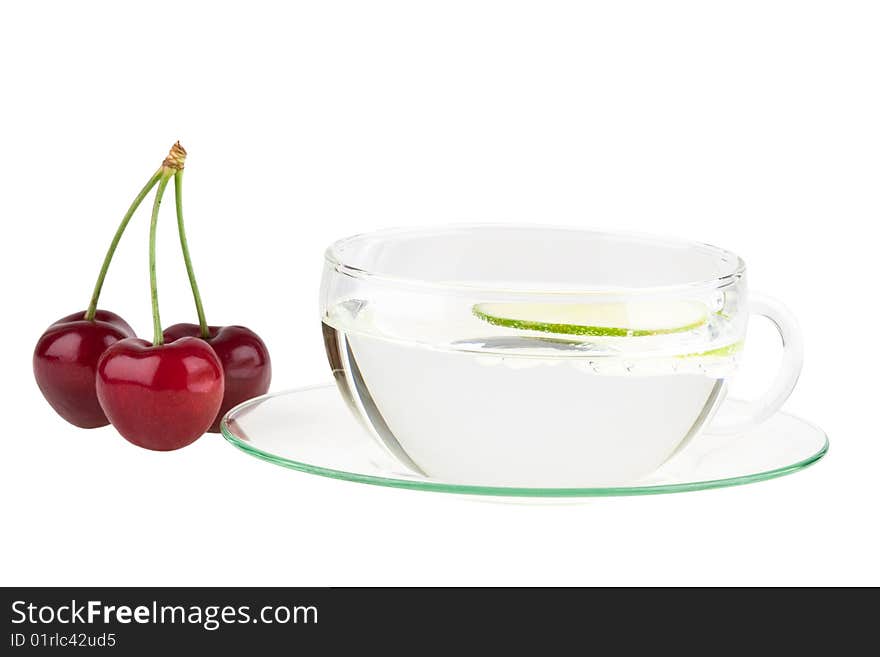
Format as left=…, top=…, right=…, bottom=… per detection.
left=220, top=384, right=828, bottom=498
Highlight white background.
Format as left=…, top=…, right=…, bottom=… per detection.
left=1, top=1, right=877, bottom=586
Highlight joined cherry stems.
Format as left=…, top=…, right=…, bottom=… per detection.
left=84, top=142, right=211, bottom=345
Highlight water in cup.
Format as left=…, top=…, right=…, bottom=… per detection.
left=323, top=296, right=742, bottom=487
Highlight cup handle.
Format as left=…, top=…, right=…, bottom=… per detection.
left=704, top=293, right=804, bottom=435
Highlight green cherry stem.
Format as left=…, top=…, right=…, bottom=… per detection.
left=85, top=170, right=162, bottom=321
left=149, top=174, right=172, bottom=346
left=174, top=170, right=209, bottom=339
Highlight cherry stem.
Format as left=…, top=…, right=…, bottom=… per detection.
left=149, top=174, right=172, bottom=346
left=85, top=170, right=162, bottom=321
left=174, top=171, right=209, bottom=339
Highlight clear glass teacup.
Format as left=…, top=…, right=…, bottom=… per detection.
left=321, top=225, right=802, bottom=487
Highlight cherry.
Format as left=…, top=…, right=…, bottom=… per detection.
left=33, top=310, right=136, bottom=428
left=163, top=323, right=271, bottom=432
left=33, top=152, right=164, bottom=428
left=95, top=144, right=227, bottom=450
left=161, top=142, right=271, bottom=432
left=96, top=337, right=224, bottom=450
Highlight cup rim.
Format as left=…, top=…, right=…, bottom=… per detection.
left=324, top=223, right=746, bottom=296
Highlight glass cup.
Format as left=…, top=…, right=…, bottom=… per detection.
left=320, top=225, right=802, bottom=487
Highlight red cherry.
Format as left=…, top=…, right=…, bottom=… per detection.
left=33, top=310, right=136, bottom=428
left=96, top=337, right=224, bottom=451
left=163, top=323, right=271, bottom=432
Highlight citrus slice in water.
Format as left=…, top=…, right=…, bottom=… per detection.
left=472, top=301, right=708, bottom=336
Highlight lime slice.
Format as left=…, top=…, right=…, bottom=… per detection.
left=678, top=341, right=744, bottom=359
left=472, top=301, right=708, bottom=336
